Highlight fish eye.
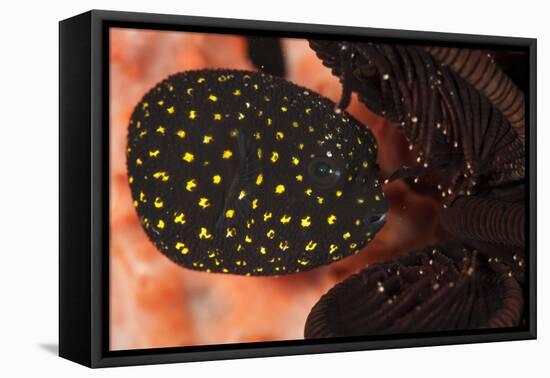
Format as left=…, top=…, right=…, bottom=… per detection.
left=307, top=157, right=342, bottom=189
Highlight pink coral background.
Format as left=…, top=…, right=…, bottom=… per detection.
left=109, top=28, right=445, bottom=350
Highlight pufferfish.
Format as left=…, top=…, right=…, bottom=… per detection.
left=127, top=69, right=388, bottom=276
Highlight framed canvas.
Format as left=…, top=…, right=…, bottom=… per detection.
left=59, top=10, right=537, bottom=368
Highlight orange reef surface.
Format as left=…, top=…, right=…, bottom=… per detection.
left=109, top=28, right=444, bottom=350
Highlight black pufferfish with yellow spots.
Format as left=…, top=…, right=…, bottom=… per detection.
left=127, top=69, right=387, bottom=276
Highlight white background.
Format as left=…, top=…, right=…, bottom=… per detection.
left=0, top=0, right=547, bottom=376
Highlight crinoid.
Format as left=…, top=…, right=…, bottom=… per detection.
left=304, top=41, right=527, bottom=337
left=305, top=242, right=524, bottom=338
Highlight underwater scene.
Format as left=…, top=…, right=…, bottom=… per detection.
left=110, top=28, right=527, bottom=350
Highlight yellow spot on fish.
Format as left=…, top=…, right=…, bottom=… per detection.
left=357, top=197, right=365, bottom=204
left=238, top=190, right=246, bottom=200
left=259, top=246, right=267, bottom=255
left=208, top=94, right=218, bottom=102
left=298, top=143, right=304, bottom=150
left=139, top=130, right=147, bottom=138
left=267, top=229, right=275, bottom=239
left=176, top=242, right=189, bottom=254
left=301, top=216, right=312, bottom=228
left=263, top=212, right=272, bottom=221
left=343, top=232, right=351, bottom=240
left=355, top=219, right=361, bottom=226
left=213, top=175, right=222, bottom=184
left=238, top=112, right=245, bottom=120
left=270, top=151, right=279, bottom=163
left=375, top=195, right=381, bottom=201
left=275, top=184, right=285, bottom=194
left=292, top=121, right=300, bottom=128
left=189, top=110, right=197, bottom=120
left=298, top=259, right=309, bottom=266
left=136, top=158, right=143, bottom=166
left=256, top=174, right=263, bottom=186
left=149, top=150, right=160, bottom=158
left=197, top=77, right=206, bottom=83
left=217, top=75, right=227, bottom=82
left=233, top=89, right=241, bottom=96
left=128, top=176, right=134, bottom=184
left=275, top=131, right=284, bottom=140
left=176, top=130, right=186, bottom=138
left=222, top=150, right=233, bottom=159
left=186, top=87, right=193, bottom=95
left=245, top=235, right=252, bottom=243
left=257, top=148, right=263, bottom=159
left=156, top=219, right=165, bottom=229
left=279, top=241, right=289, bottom=251
left=225, top=209, right=235, bottom=219
left=199, top=227, right=212, bottom=239
left=292, top=157, right=300, bottom=166
left=154, top=197, right=163, bottom=208
left=362, top=161, right=369, bottom=168
left=167, top=106, right=175, bottom=114
left=226, top=228, right=236, bottom=238
left=305, top=108, right=312, bottom=114
left=281, top=106, right=288, bottom=112
left=267, top=118, right=272, bottom=126
left=336, top=190, right=343, bottom=197
left=316, top=196, right=324, bottom=204
left=305, top=188, right=313, bottom=196
left=153, top=172, right=169, bottom=181
left=305, top=241, right=317, bottom=251
left=327, top=214, right=337, bottom=225
left=198, top=198, right=210, bottom=209
left=133, top=200, right=138, bottom=207
left=280, top=215, right=292, bottom=224
left=156, top=126, right=165, bottom=134
left=185, top=179, right=197, bottom=192
left=329, top=244, right=338, bottom=254
left=157, top=100, right=164, bottom=106
left=174, top=212, right=186, bottom=224
left=139, top=191, right=146, bottom=203
left=252, top=199, right=259, bottom=209
left=296, top=175, right=303, bottom=182
left=202, top=135, right=214, bottom=144
left=182, top=152, right=194, bottom=163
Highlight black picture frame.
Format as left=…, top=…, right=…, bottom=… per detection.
left=59, top=9, right=537, bottom=368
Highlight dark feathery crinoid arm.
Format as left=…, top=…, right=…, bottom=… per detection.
left=425, top=47, right=525, bottom=143
left=440, top=195, right=524, bottom=248
left=246, top=37, right=287, bottom=78
left=304, top=241, right=524, bottom=339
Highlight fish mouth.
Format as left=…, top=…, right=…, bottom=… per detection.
left=363, top=211, right=387, bottom=231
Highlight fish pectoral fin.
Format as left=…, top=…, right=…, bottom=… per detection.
left=216, top=130, right=262, bottom=230
left=236, top=129, right=262, bottom=181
